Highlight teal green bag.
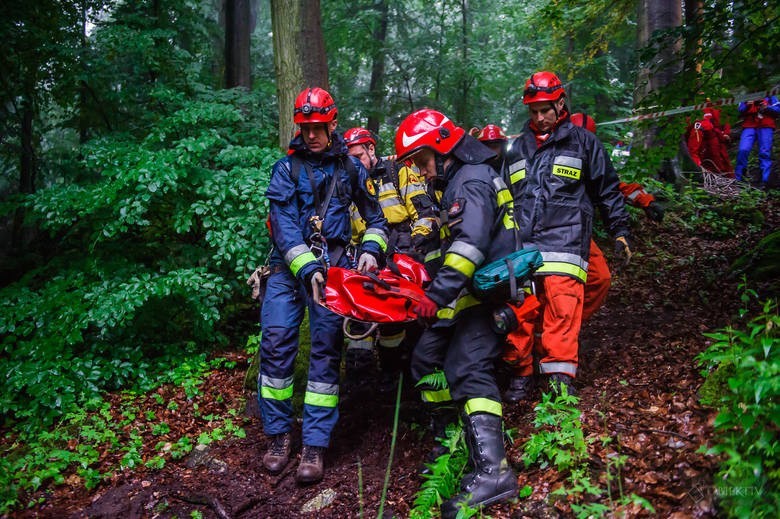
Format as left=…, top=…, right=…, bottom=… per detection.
left=472, top=247, right=544, bottom=301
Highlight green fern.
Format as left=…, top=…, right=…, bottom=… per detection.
left=410, top=422, right=468, bottom=518
left=416, top=369, right=449, bottom=391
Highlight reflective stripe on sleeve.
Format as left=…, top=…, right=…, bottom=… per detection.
left=425, top=249, right=442, bottom=263
left=508, top=159, right=526, bottom=184
left=443, top=240, right=485, bottom=278
left=285, top=244, right=318, bottom=276
left=436, top=293, right=481, bottom=320
left=362, top=227, right=388, bottom=251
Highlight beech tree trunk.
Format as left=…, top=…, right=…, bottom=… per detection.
left=271, top=0, right=328, bottom=148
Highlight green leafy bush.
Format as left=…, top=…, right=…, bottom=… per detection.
left=0, top=87, right=278, bottom=431
left=697, top=297, right=780, bottom=518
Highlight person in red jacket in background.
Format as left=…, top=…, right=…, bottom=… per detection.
left=703, top=106, right=733, bottom=174
left=687, top=112, right=733, bottom=176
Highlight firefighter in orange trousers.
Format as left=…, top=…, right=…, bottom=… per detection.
left=502, top=72, right=633, bottom=398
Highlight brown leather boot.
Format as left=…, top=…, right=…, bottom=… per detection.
left=296, top=445, right=325, bottom=484
left=262, top=432, right=291, bottom=474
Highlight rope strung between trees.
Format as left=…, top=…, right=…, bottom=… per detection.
left=597, top=84, right=780, bottom=126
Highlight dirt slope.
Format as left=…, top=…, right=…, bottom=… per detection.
left=16, top=194, right=778, bottom=519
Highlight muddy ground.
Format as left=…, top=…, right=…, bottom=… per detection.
left=12, top=192, right=778, bottom=519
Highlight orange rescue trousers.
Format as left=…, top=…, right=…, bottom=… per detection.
left=503, top=275, right=584, bottom=378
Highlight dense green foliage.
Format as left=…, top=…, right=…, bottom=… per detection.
left=1, top=1, right=278, bottom=433
left=697, top=293, right=780, bottom=518
left=0, top=0, right=779, bottom=514
left=1, top=87, right=276, bottom=430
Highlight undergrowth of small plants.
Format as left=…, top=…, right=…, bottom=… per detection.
left=0, top=353, right=248, bottom=514
left=521, top=384, right=655, bottom=518
left=696, top=285, right=779, bottom=518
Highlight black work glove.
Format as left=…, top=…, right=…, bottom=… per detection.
left=614, top=236, right=633, bottom=267
left=644, top=202, right=665, bottom=222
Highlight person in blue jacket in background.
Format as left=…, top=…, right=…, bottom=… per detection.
left=259, top=87, right=388, bottom=484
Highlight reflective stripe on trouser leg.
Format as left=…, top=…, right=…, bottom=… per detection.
left=302, top=295, right=343, bottom=447
left=464, top=397, right=503, bottom=417
left=538, top=275, right=583, bottom=378
left=411, top=326, right=452, bottom=404
left=442, top=306, right=503, bottom=404
left=258, top=270, right=305, bottom=435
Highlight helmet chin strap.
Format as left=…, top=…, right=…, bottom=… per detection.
left=435, top=154, right=446, bottom=179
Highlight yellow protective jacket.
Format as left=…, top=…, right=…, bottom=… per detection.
left=351, top=157, right=439, bottom=252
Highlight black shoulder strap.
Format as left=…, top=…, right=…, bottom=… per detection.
left=342, top=156, right=358, bottom=188
left=290, top=154, right=302, bottom=184
left=389, top=161, right=403, bottom=200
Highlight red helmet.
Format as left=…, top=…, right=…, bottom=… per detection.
left=344, top=127, right=376, bottom=147
left=570, top=113, right=596, bottom=133
left=522, top=71, right=565, bottom=104
left=394, top=108, right=465, bottom=160
left=477, top=124, right=507, bottom=143
left=293, top=87, right=337, bottom=124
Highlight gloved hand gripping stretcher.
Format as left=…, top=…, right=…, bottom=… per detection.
left=320, top=253, right=431, bottom=339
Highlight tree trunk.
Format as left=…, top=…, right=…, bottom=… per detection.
left=635, top=0, right=682, bottom=102
left=635, top=0, right=683, bottom=154
left=454, top=0, right=469, bottom=124
left=12, top=96, right=36, bottom=251
left=224, top=0, right=253, bottom=89
left=271, top=0, right=329, bottom=148
left=366, top=0, right=389, bottom=135
left=683, top=0, right=703, bottom=97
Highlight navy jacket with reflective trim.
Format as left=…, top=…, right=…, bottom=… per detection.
left=505, top=120, right=630, bottom=278
left=426, top=159, right=516, bottom=309
left=265, top=132, right=387, bottom=280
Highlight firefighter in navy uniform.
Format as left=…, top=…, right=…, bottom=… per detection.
left=503, top=72, right=632, bottom=397
left=395, top=109, right=518, bottom=518
left=343, top=127, right=439, bottom=392
left=259, top=87, right=388, bottom=484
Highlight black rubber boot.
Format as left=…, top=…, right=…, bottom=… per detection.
left=440, top=413, right=518, bottom=518
left=503, top=375, right=534, bottom=403
left=419, top=404, right=458, bottom=476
